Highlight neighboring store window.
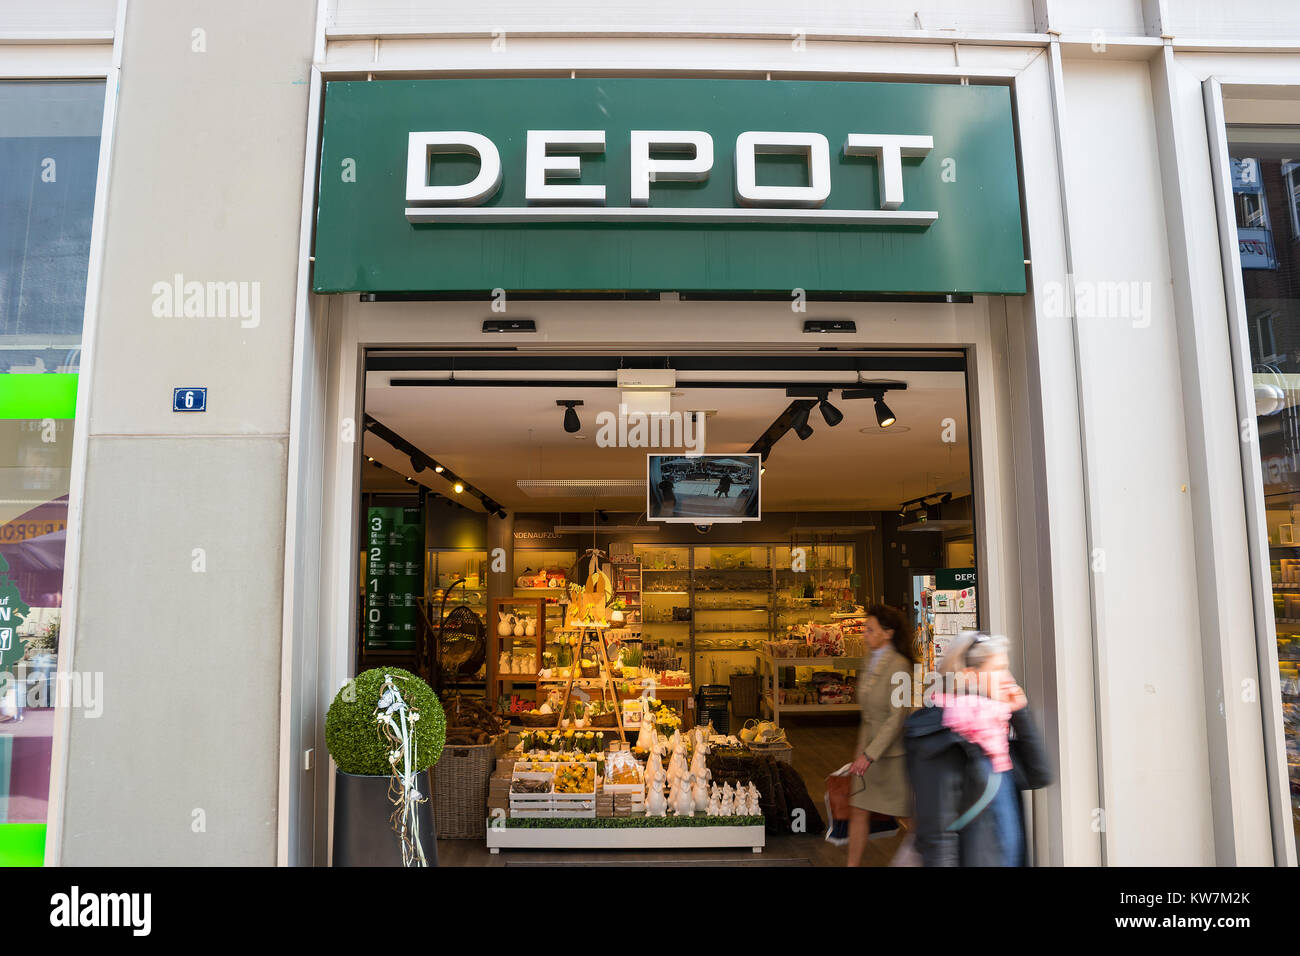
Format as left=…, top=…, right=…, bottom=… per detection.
left=1230, top=131, right=1300, bottom=850
left=0, top=80, right=103, bottom=866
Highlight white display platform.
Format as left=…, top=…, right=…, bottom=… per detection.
left=486, top=824, right=765, bottom=853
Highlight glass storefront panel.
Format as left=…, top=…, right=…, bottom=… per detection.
left=0, top=80, right=104, bottom=866
left=1227, top=124, right=1300, bottom=847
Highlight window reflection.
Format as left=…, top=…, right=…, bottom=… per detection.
left=1230, top=126, right=1300, bottom=847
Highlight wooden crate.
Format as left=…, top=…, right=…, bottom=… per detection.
left=508, top=762, right=598, bottom=818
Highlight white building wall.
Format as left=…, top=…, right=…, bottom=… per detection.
left=49, top=0, right=319, bottom=865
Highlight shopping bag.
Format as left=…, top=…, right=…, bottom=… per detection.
left=824, top=763, right=854, bottom=846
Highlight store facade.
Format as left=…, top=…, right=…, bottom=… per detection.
left=3, top=0, right=1298, bottom=867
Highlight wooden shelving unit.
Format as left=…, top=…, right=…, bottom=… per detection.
left=488, top=596, right=545, bottom=707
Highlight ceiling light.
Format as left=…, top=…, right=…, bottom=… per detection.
left=792, top=405, right=814, bottom=440
left=453, top=481, right=465, bottom=494
left=410, top=453, right=427, bottom=473
left=557, top=399, right=583, bottom=433
left=819, top=398, right=843, bottom=427
left=434, top=464, right=445, bottom=474
left=874, top=397, right=897, bottom=428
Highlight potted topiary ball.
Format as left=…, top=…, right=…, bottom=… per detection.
left=325, top=667, right=447, bottom=866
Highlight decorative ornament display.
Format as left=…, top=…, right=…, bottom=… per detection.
left=497, top=611, right=513, bottom=637
left=513, top=616, right=525, bottom=638
left=525, top=617, right=537, bottom=637
left=719, top=783, right=734, bottom=816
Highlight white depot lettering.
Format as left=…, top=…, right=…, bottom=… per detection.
left=406, top=131, right=502, bottom=205
left=630, top=130, right=713, bottom=205
left=525, top=130, right=606, bottom=204
left=734, top=131, right=831, bottom=207
left=404, top=129, right=937, bottom=226
left=843, top=134, right=934, bottom=209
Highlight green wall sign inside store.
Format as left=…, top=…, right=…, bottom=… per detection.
left=313, top=78, right=1025, bottom=295
left=364, top=507, right=423, bottom=652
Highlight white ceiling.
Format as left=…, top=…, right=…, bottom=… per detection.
left=363, top=368, right=970, bottom=512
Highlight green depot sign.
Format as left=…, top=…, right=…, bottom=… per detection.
left=313, top=78, right=1025, bottom=295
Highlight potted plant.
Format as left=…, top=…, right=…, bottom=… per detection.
left=325, top=667, right=446, bottom=866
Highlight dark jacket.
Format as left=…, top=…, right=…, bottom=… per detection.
left=903, top=704, right=1053, bottom=866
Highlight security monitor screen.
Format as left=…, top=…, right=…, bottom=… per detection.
left=647, top=454, right=761, bottom=523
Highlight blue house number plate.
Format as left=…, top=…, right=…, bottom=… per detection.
left=173, top=387, right=207, bottom=412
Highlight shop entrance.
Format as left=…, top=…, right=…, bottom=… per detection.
left=353, top=346, right=979, bottom=864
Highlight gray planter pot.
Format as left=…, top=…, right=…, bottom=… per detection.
left=333, top=769, right=438, bottom=867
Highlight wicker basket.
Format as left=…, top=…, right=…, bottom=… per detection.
left=589, top=711, right=619, bottom=728
left=748, top=739, right=793, bottom=764
left=580, top=664, right=600, bottom=678
left=519, top=712, right=558, bottom=728
left=430, top=732, right=508, bottom=839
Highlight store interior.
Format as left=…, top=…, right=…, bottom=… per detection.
left=355, top=350, right=980, bottom=862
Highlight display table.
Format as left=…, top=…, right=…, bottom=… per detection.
left=757, top=650, right=860, bottom=725
left=486, top=820, right=765, bottom=853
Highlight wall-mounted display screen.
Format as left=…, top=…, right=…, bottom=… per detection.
left=647, top=454, right=761, bottom=523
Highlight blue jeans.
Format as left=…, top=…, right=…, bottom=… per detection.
left=991, top=771, right=1024, bottom=866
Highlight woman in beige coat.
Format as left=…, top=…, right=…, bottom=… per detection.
left=846, top=604, right=916, bottom=866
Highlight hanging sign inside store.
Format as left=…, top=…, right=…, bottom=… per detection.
left=313, top=78, right=1025, bottom=295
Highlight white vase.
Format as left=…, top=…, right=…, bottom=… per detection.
left=525, top=618, right=536, bottom=637
left=513, top=619, right=525, bottom=638
left=497, top=612, right=512, bottom=637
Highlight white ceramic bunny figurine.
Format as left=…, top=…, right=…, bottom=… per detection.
left=707, top=789, right=720, bottom=816
left=497, top=611, right=512, bottom=637
left=646, top=778, right=667, bottom=817
left=674, top=774, right=696, bottom=816
left=692, top=771, right=710, bottom=812
left=719, top=785, right=734, bottom=816
left=525, top=617, right=536, bottom=637
left=635, top=715, right=654, bottom=751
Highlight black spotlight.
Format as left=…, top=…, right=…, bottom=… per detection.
left=557, top=399, right=583, bottom=433
left=792, top=404, right=814, bottom=440
left=874, top=396, right=897, bottom=428
left=819, top=398, right=843, bottom=427
left=410, top=453, right=427, bottom=473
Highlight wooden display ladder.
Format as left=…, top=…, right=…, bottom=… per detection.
left=552, top=624, right=628, bottom=745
